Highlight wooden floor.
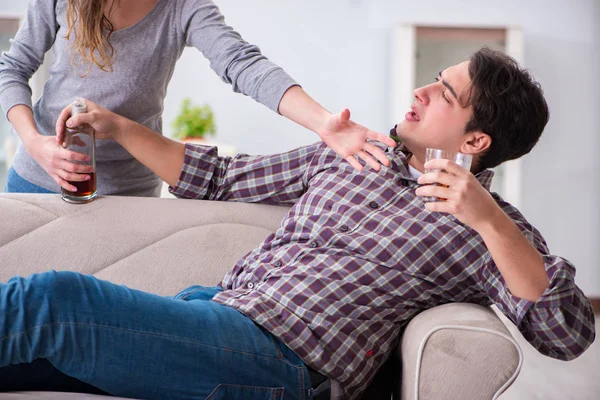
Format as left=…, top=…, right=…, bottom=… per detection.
left=498, top=310, right=599, bottom=400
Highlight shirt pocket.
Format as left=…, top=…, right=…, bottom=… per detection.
left=204, top=384, right=285, bottom=400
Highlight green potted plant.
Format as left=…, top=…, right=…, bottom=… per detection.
left=171, top=98, right=216, bottom=142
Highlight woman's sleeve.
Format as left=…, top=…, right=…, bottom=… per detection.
left=0, top=0, right=58, bottom=116
left=178, top=0, right=298, bottom=113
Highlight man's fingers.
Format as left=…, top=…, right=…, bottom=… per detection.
left=66, top=111, right=97, bottom=130
left=340, top=109, right=351, bottom=122
left=357, top=150, right=381, bottom=172
left=66, top=114, right=82, bottom=128
left=367, top=130, right=396, bottom=148
left=416, top=184, right=451, bottom=199
left=364, top=143, right=390, bottom=167
left=418, top=171, right=455, bottom=187
left=345, top=156, right=363, bottom=171
left=424, top=158, right=466, bottom=176
left=55, top=104, right=73, bottom=143
left=423, top=200, right=449, bottom=213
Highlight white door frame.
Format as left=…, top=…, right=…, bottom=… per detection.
left=391, top=24, right=525, bottom=208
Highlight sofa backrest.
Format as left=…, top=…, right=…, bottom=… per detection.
left=0, top=194, right=290, bottom=296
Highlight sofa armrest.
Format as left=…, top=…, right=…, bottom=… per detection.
left=398, top=303, right=522, bottom=400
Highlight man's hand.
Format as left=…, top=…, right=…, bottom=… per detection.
left=415, top=158, right=501, bottom=231
left=319, top=109, right=396, bottom=172
left=416, top=158, right=550, bottom=301
left=55, top=99, right=125, bottom=145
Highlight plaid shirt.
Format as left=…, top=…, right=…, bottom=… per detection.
left=170, top=141, right=595, bottom=399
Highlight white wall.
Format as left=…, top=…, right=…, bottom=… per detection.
left=1, top=0, right=598, bottom=297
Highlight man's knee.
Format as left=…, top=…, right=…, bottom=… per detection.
left=19, top=270, right=91, bottom=307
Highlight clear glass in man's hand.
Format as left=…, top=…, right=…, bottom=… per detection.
left=423, top=148, right=472, bottom=202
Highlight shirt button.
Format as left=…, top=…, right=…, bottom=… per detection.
left=246, top=282, right=254, bottom=289
left=309, top=241, right=318, bottom=248
left=369, top=201, right=379, bottom=209
left=340, top=225, right=349, bottom=232
left=274, top=261, right=283, bottom=267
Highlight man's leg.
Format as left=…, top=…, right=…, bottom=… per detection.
left=0, top=271, right=311, bottom=400
left=0, top=359, right=108, bottom=394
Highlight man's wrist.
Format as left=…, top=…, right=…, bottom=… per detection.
left=113, top=116, right=131, bottom=143
left=315, top=110, right=332, bottom=137
left=472, top=205, right=511, bottom=237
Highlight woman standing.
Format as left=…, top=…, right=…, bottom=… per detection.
left=1, top=0, right=394, bottom=196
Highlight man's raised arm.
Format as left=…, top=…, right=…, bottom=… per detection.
left=56, top=99, right=319, bottom=204
left=56, top=100, right=185, bottom=187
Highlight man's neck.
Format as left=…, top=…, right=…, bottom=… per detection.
left=407, top=154, right=425, bottom=174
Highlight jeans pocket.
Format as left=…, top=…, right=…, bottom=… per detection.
left=205, top=384, right=285, bottom=400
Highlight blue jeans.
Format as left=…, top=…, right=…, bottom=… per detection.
left=5, top=167, right=56, bottom=193
left=0, top=271, right=313, bottom=399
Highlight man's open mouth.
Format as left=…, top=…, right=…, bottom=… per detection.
left=405, top=105, right=420, bottom=122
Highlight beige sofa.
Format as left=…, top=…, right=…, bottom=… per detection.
left=0, top=193, right=523, bottom=400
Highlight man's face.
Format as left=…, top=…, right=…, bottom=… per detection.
left=395, top=61, right=475, bottom=170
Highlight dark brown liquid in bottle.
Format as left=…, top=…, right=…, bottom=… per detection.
left=64, top=172, right=96, bottom=197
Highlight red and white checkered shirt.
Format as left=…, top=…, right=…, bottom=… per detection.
left=170, top=141, right=595, bottom=400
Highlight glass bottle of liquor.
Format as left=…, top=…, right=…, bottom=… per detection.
left=61, top=98, right=96, bottom=204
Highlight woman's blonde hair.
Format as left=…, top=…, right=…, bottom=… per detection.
left=65, top=0, right=116, bottom=75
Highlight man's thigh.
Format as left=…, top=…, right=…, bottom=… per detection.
left=3, top=273, right=312, bottom=400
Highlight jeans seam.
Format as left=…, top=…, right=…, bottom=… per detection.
left=299, top=365, right=308, bottom=400
left=0, top=321, right=291, bottom=364
left=1, top=322, right=310, bottom=399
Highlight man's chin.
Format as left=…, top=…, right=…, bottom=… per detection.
left=392, top=122, right=412, bottom=142
left=394, top=129, right=418, bottom=152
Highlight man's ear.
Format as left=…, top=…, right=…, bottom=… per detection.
left=461, top=131, right=491, bottom=156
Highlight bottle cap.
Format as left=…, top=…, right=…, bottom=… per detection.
left=71, top=98, right=88, bottom=116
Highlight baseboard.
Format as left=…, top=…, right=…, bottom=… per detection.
left=590, top=298, right=600, bottom=314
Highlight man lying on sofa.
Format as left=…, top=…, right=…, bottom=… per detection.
left=0, top=48, right=595, bottom=400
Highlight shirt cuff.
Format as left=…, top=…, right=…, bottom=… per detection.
left=1, top=84, right=33, bottom=118
left=168, top=142, right=219, bottom=199
left=507, top=257, right=576, bottom=325
left=255, top=68, right=299, bottom=114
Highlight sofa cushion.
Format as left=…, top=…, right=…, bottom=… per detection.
left=0, top=194, right=289, bottom=295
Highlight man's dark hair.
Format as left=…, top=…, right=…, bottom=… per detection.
left=465, top=47, right=549, bottom=170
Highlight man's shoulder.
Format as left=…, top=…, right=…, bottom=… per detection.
left=490, top=192, right=520, bottom=216
left=490, top=192, right=539, bottom=236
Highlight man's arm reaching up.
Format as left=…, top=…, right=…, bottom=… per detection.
left=56, top=100, right=185, bottom=188
left=56, top=99, right=321, bottom=204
